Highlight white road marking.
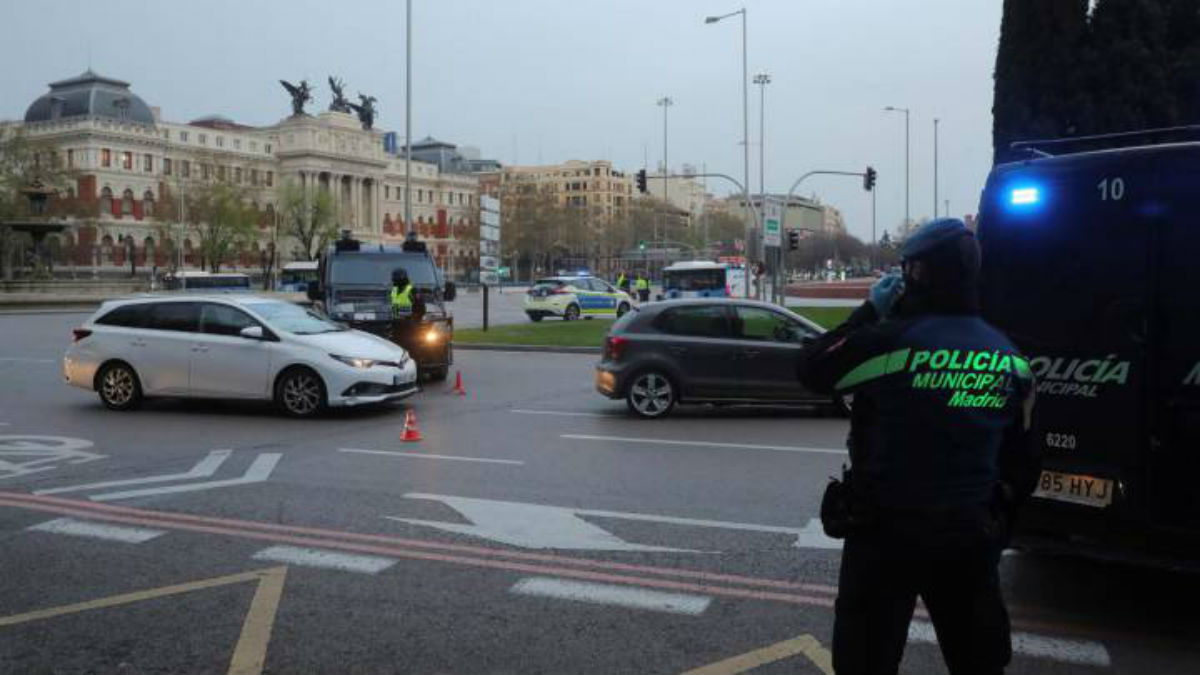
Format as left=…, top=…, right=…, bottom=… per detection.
left=391, top=494, right=698, bottom=552
left=907, top=620, right=1111, bottom=667
left=35, top=450, right=233, bottom=495
left=338, top=448, right=524, bottom=466
left=394, top=493, right=832, bottom=552
left=28, top=517, right=165, bottom=544
left=561, top=434, right=847, bottom=456
left=89, top=453, right=281, bottom=501
left=0, top=358, right=55, bottom=364
left=511, top=409, right=614, bottom=418
left=251, top=545, right=397, bottom=574
left=511, top=576, right=712, bottom=616
left=0, top=435, right=105, bottom=480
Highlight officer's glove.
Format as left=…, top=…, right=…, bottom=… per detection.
left=868, top=273, right=904, bottom=319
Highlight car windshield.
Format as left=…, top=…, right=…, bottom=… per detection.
left=245, top=301, right=345, bottom=334
left=330, top=256, right=438, bottom=286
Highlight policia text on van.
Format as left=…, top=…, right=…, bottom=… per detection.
left=308, top=232, right=456, bottom=381
left=979, top=126, right=1200, bottom=568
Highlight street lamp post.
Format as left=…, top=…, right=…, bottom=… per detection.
left=884, top=106, right=910, bottom=232
left=705, top=7, right=752, bottom=298
left=753, top=73, right=770, bottom=300
left=404, top=0, right=413, bottom=236
left=933, top=117, right=939, bottom=219
left=656, top=96, right=673, bottom=256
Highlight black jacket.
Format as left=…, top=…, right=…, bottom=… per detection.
left=798, top=302, right=1039, bottom=512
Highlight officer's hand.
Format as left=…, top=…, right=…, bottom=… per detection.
left=868, top=273, right=904, bottom=318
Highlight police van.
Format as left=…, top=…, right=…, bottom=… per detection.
left=979, top=127, right=1200, bottom=568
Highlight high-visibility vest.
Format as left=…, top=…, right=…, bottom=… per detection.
left=636, top=278, right=649, bottom=291
left=617, top=274, right=627, bottom=289
left=390, top=284, right=413, bottom=310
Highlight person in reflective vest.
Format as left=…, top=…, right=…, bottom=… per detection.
left=391, top=268, right=414, bottom=314
left=616, top=271, right=628, bottom=293
left=797, top=218, right=1039, bottom=675
left=635, top=274, right=650, bottom=302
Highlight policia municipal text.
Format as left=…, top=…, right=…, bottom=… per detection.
left=797, top=218, right=1040, bottom=675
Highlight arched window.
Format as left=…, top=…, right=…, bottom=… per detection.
left=143, top=190, right=155, bottom=218
left=121, top=189, right=134, bottom=215
left=99, top=187, right=113, bottom=215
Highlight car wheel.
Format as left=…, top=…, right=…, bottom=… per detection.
left=275, top=367, right=327, bottom=418
left=626, top=371, right=677, bottom=419
left=528, top=312, right=544, bottom=322
left=564, top=304, right=581, bottom=321
left=616, top=303, right=630, bottom=318
left=97, top=361, right=142, bottom=411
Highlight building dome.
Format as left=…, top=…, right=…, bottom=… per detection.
left=24, top=70, right=155, bottom=126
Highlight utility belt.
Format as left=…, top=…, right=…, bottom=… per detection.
left=820, top=467, right=1013, bottom=542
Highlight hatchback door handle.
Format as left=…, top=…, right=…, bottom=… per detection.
left=668, top=346, right=688, bottom=355
left=191, top=345, right=209, bottom=353
left=740, top=350, right=761, bottom=359
left=130, top=340, right=146, bottom=348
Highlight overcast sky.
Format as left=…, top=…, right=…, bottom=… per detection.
left=2, top=0, right=1002, bottom=242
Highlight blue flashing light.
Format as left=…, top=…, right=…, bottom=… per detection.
left=1010, top=187, right=1040, bottom=206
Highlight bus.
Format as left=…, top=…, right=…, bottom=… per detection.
left=662, top=261, right=746, bottom=299
left=162, top=271, right=252, bottom=292
left=277, top=261, right=319, bottom=292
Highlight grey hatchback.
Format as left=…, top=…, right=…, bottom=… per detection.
left=594, top=298, right=841, bottom=418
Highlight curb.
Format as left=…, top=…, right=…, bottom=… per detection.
left=454, top=343, right=601, bottom=354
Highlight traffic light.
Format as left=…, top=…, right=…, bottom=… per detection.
left=863, top=166, right=877, bottom=192
left=638, top=240, right=647, bottom=251
left=635, top=169, right=648, bottom=194
left=787, top=229, right=801, bottom=251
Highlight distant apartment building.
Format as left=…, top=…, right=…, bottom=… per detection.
left=643, top=164, right=707, bottom=225
left=480, top=159, right=633, bottom=221
left=714, top=194, right=847, bottom=236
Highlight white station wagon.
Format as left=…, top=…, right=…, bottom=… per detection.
left=63, top=295, right=418, bottom=417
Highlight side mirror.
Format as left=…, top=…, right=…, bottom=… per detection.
left=444, top=281, right=457, bottom=302
left=800, top=334, right=817, bottom=347
left=306, top=280, right=321, bottom=301
left=240, top=326, right=265, bottom=340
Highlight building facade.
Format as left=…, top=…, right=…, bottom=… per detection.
left=9, top=70, right=482, bottom=277
left=485, top=159, right=633, bottom=220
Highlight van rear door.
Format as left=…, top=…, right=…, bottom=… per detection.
left=979, top=149, right=1156, bottom=532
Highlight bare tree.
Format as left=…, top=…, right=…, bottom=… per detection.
left=279, top=181, right=336, bottom=261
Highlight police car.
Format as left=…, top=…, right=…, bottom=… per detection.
left=524, top=275, right=634, bottom=322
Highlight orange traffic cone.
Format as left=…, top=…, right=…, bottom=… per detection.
left=451, top=371, right=466, bottom=397
left=401, top=409, right=423, bottom=442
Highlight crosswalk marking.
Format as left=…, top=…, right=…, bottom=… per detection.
left=251, top=545, right=397, bottom=574
left=908, top=620, right=1111, bottom=667
left=28, top=517, right=165, bottom=544
left=510, top=576, right=712, bottom=615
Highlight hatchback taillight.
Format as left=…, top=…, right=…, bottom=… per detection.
left=604, top=335, right=629, bottom=361
left=72, top=329, right=92, bottom=343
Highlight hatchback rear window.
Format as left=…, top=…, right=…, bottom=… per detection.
left=95, top=304, right=149, bottom=328
left=656, top=306, right=731, bottom=338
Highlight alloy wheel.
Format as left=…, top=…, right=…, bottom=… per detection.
left=101, top=367, right=135, bottom=407
left=282, top=371, right=322, bottom=416
left=629, top=372, right=674, bottom=418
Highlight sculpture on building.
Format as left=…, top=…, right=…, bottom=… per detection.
left=279, top=79, right=312, bottom=117
left=328, top=77, right=353, bottom=113
left=349, top=94, right=377, bottom=130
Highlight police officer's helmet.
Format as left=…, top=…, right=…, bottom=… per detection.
left=900, top=218, right=980, bottom=290
left=392, top=268, right=409, bottom=285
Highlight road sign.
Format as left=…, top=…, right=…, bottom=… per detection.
left=479, top=195, right=502, bottom=285
left=763, top=198, right=783, bottom=248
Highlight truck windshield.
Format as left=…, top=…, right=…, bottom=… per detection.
left=330, top=256, right=438, bottom=286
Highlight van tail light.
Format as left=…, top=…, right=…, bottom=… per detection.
left=72, top=329, right=92, bottom=343
left=604, top=335, right=629, bottom=361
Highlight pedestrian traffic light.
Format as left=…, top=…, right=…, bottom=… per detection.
left=787, top=229, right=801, bottom=251
left=638, top=240, right=646, bottom=251
left=636, top=169, right=648, bottom=194
left=863, top=166, right=877, bottom=192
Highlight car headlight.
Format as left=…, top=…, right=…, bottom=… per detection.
left=330, top=354, right=378, bottom=369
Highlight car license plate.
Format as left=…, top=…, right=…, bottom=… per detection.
left=354, top=312, right=376, bottom=321
left=1033, top=470, right=1114, bottom=508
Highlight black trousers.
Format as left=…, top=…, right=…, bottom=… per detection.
left=832, top=510, right=1011, bottom=675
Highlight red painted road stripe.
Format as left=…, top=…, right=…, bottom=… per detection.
left=0, top=497, right=835, bottom=609
left=0, top=491, right=837, bottom=595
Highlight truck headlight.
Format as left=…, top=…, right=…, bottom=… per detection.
left=330, top=354, right=378, bottom=369
left=424, top=327, right=443, bottom=344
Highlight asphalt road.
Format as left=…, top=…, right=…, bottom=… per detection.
left=1, top=311, right=1198, bottom=674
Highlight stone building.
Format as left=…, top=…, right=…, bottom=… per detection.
left=8, top=70, right=482, bottom=277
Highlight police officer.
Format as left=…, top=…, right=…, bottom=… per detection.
left=797, top=218, right=1039, bottom=675
left=616, top=270, right=629, bottom=294
left=635, top=273, right=650, bottom=303
left=390, top=268, right=414, bottom=315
